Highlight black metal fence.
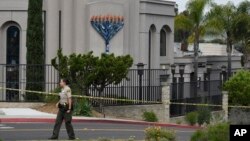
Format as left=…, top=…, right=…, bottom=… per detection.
left=0, top=64, right=59, bottom=101
left=0, top=64, right=167, bottom=106
left=170, top=80, right=223, bottom=117
left=89, top=69, right=168, bottom=106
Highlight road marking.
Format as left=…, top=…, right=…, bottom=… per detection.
left=0, top=126, right=14, bottom=129
left=0, top=124, right=14, bottom=129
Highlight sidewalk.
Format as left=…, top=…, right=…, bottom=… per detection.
left=0, top=108, right=200, bottom=129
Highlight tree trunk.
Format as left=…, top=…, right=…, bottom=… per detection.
left=193, top=29, right=199, bottom=98
left=243, top=40, right=249, bottom=69
left=98, top=89, right=104, bottom=114
left=227, top=37, right=232, bottom=79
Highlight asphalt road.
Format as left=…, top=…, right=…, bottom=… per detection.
left=0, top=122, right=196, bottom=141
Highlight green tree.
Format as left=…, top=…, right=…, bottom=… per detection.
left=174, top=10, right=192, bottom=51
left=232, top=1, right=250, bottom=67
left=175, top=0, right=211, bottom=97
left=206, top=2, right=237, bottom=77
left=224, top=70, right=250, bottom=106
left=91, top=53, right=133, bottom=112
left=26, top=0, right=44, bottom=101
left=51, top=50, right=133, bottom=111
left=51, top=49, right=98, bottom=96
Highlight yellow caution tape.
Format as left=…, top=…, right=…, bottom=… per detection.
left=0, top=87, right=161, bottom=104
left=1, top=87, right=250, bottom=109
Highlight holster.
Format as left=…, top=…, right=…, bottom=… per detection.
left=59, top=103, right=73, bottom=111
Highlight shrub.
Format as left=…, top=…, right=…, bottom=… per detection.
left=176, top=120, right=182, bottom=125
left=145, top=126, right=176, bottom=141
left=185, top=112, right=198, bottom=126
left=142, top=111, right=158, bottom=122
left=197, top=106, right=211, bottom=126
left=224, top=70, right=250, bottom=106
left=128, top=136, right=136, bottom=141
left=191, top=123, right=229, bottom=141
left=73, top=98, right=92, bottom=117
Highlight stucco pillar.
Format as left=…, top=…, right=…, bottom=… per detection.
left=161, top=82, right=170, bottom=122
left=45, top=0, right=59, bottom=64
left=61, top=0, right=73, bottom=55
left=222, top=91, right=228, bottom=121
left=73, top=0, right=85, bottom=53
left=153, top=33, right=160, bottom=69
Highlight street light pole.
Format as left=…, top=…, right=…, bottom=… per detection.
left=171, top=64, right=176, bottom=99
left=137, top=63, right=145, bottom=104
left=206, top=63, right=212, bottom=103
left=179, top=64, right=185, bottom=115
left=221, top=65, right=227, bottom=83
left=179, top=64, right=185, bottom=100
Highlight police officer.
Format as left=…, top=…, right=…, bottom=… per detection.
left=49, top=78, right=76, bottom=140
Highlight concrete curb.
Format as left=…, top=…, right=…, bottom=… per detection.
left=0, top=117, right=201, bottom=129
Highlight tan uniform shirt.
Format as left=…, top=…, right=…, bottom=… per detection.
left=59, top=86, right=72, bottom=104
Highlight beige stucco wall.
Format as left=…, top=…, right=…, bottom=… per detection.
left=0, top=0, right=176, bottom=66
left=0, top=0, right=176, bottom=100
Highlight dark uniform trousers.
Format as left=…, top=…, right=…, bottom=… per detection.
left=52, top=106, right=75, bottom=139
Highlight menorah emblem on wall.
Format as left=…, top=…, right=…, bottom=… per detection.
left=90, top=15, right=124, bottom=53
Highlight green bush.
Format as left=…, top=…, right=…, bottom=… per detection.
left=197, top=106, right=211, bottom=126
left=191, top=123, right=229, bottom=141
left=73, top=98, right=92, bottom=117
left=176, top=120, right=182, bottom=125
left=145, top=126, right=176, bottom=141
left=185, top=112, right=198, bottom=126
left=224, top=70, right=250, bottom=106
left=142, top=111, right=158, bottom=122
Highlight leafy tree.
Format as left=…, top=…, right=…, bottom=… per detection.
left=91, top=53, right=133, bottom=96
left=51, top=50, right=133, bottom=110
left=174, top=10, right=192, bottom=51
left=26, top=0, right=44, bottom=101
left=206, top=2, right=237, bottom=77
left=51, top=49, right=69, bottom=79
left=51, top=49, right=98, bottom=96
left=90, top=53, right=133, bottom=112
left=232, top=1, right=250, bottom=67
left=224, top=70, right=250, bottom=106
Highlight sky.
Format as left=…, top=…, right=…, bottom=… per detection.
left=172, top=0, right=247, bottom=12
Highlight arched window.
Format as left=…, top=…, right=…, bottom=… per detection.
left=149, top=25, right=156, bottom=69
left=6, top=26, right=20, bottom=64
left=6, top=25, right=20, bottom=101
left=160, top=29, right=166, bottom=56
left=149, top=29, right=152, bottom=69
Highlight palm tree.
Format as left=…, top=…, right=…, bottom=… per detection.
left=175, top=0, right=211, bottom=97
left=232, top=1, right=250, bottom=68
left=206, top=2, right=237, bottom=78
left=174, top=10, right=192, bottom=51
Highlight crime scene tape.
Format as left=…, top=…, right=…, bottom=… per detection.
left=0, top=87, right=161, bottom=104
left=1, top=87, right=250, bottom=109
